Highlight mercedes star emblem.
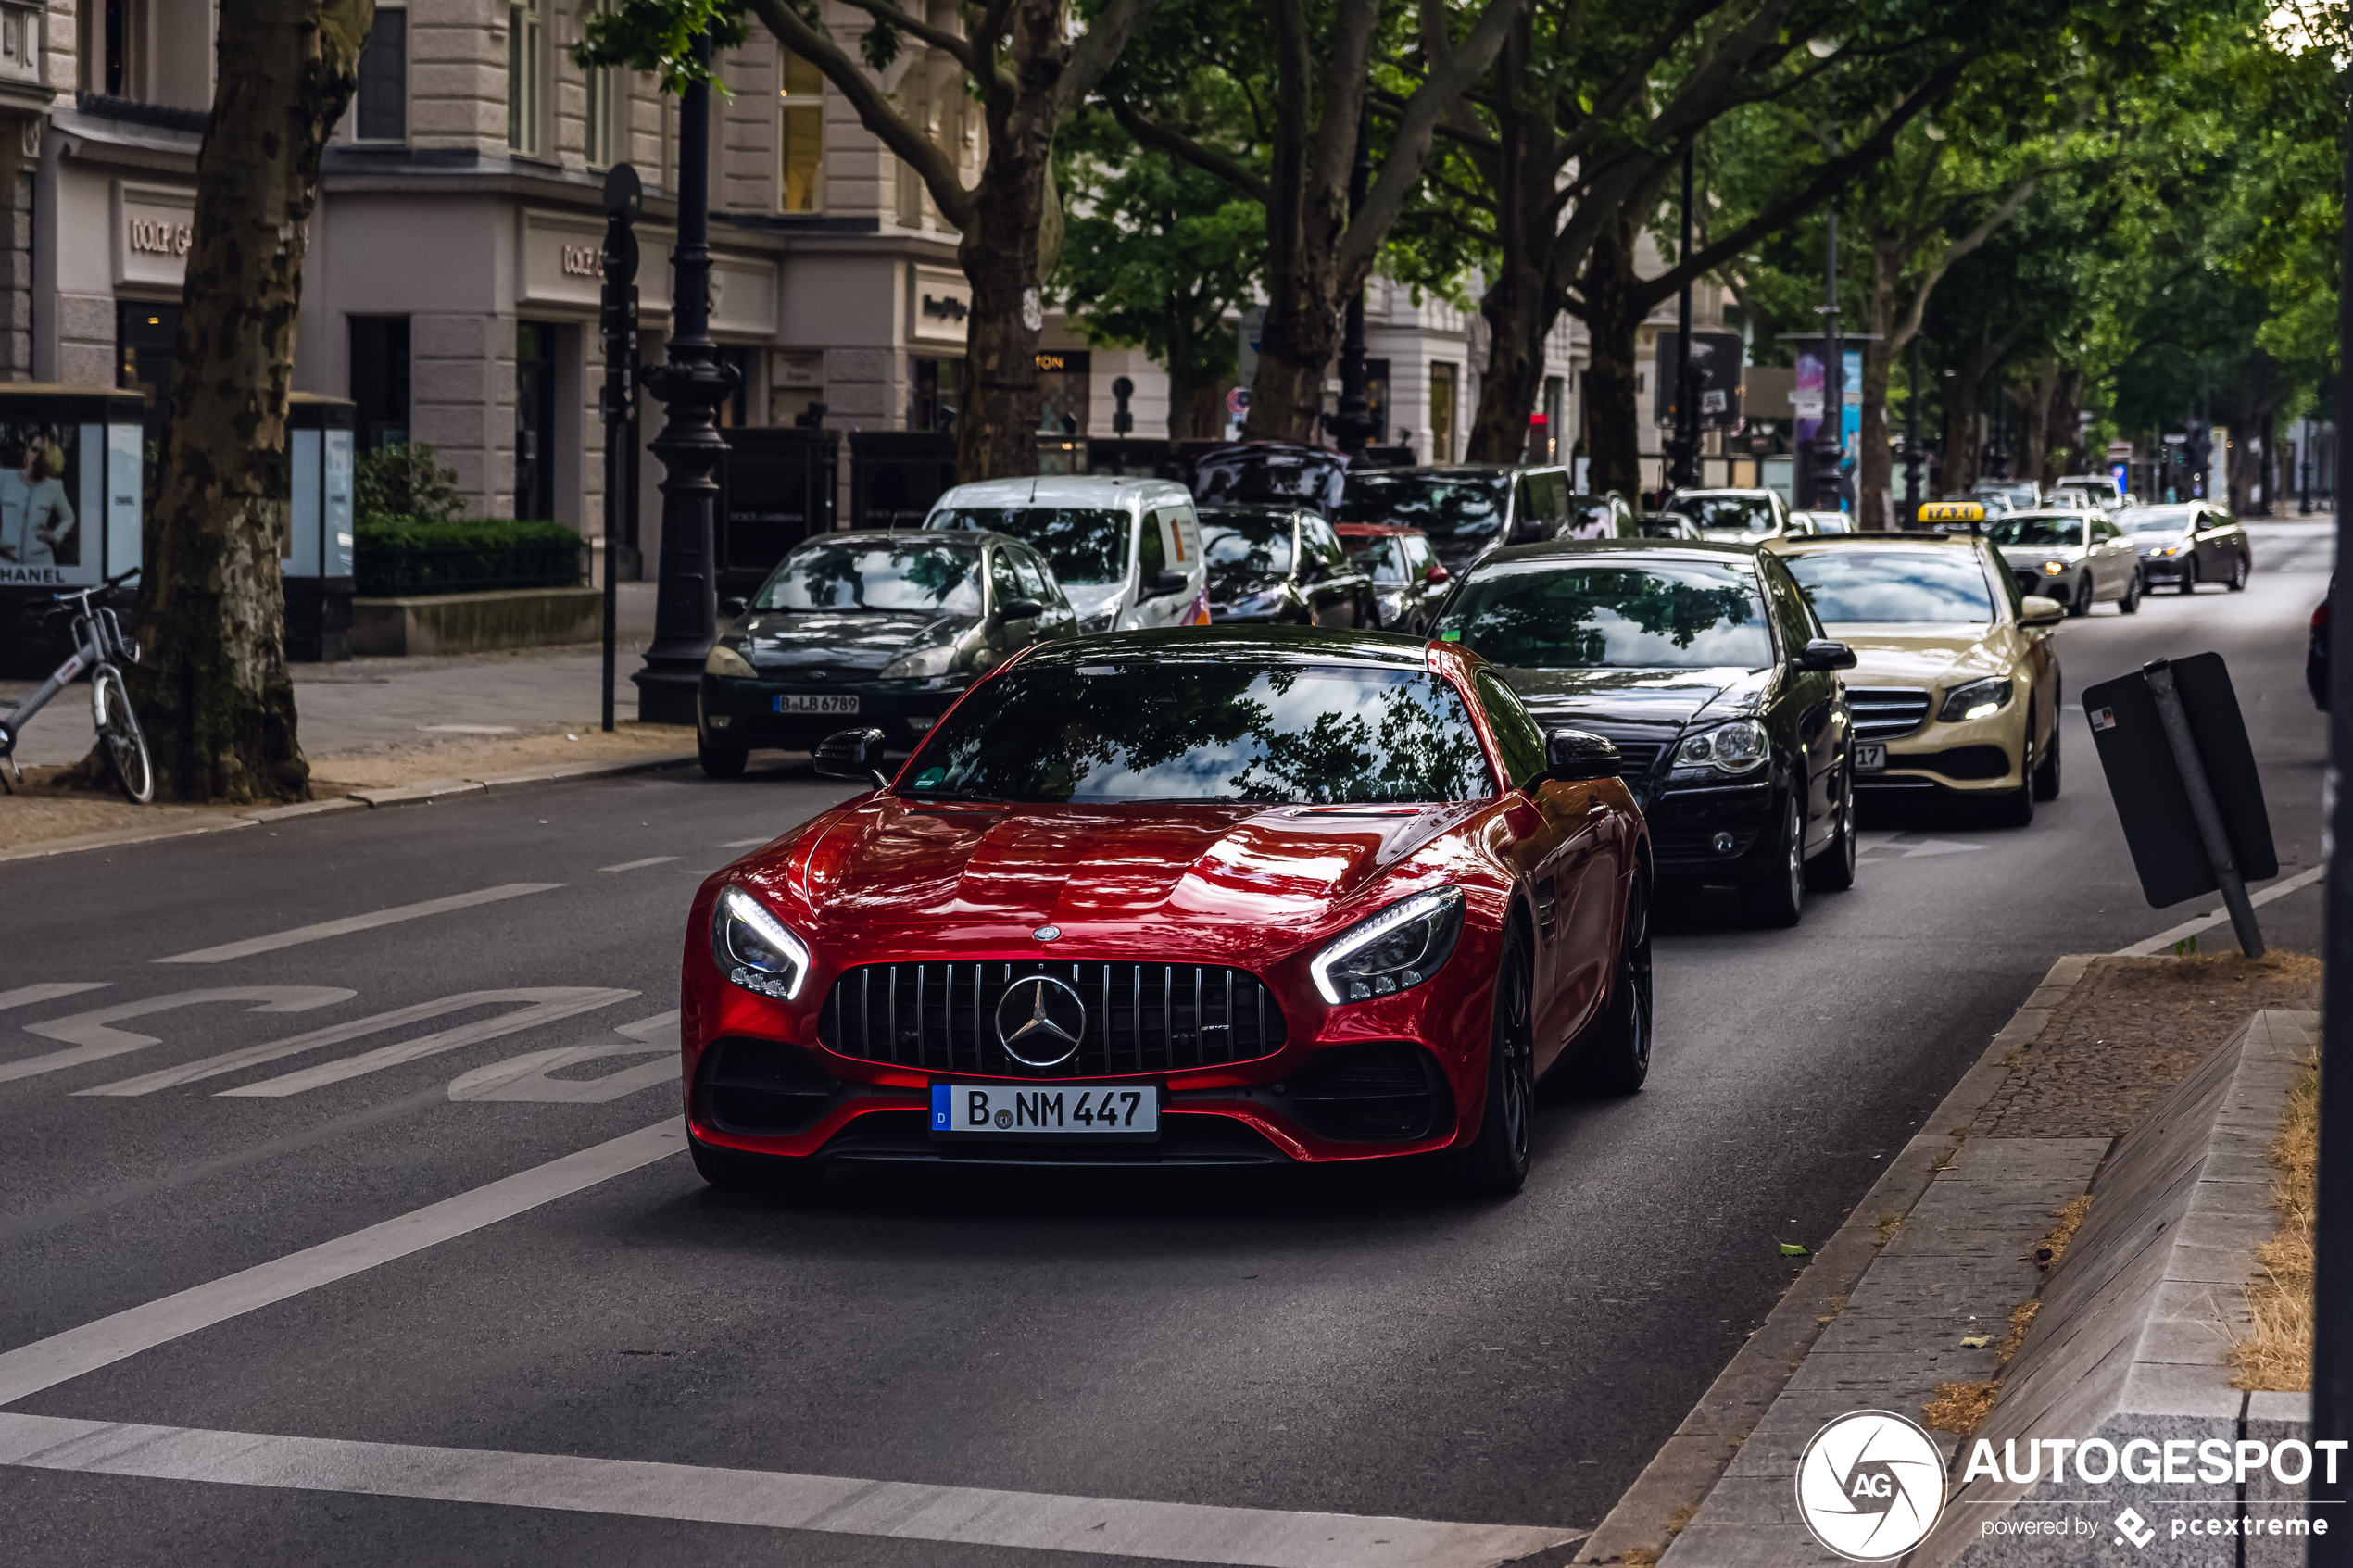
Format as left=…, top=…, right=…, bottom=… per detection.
left=995, top=974, right=1087, bottom=1068
left=1033, top=924, right=1061, bottom=942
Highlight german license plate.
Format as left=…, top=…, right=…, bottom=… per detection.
left=1855, top=742, right=1888, bottom=773
left=931, top=1083, right=1158, bottom=1138
left=774, top=694, right=859, bottom=715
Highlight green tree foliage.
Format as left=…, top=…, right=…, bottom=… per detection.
left=354, top=442, right=464, bottom=524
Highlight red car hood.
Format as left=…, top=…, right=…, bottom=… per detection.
left=754, top=797, right=1478, bottom=959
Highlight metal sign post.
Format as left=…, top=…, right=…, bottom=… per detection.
left=2142, top=659, right=2263, bottom=956
left=598, top=163, right=640, bottom=734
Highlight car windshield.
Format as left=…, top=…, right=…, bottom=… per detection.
left=1672, top=495, right=1779, bottom=533
left=1336, top=474, right=1508, bottom=552
left=930, top=507, right=1130, bottom=585
left=1987, top=518, right=2084, bottom=547
left=1784, top=549, right=1997, bottom=623
left=1200, top=513, right=1293, bottom=580
left=1435, top=559, right=1774, bottom=670
left=756, top=538, right=983, bottom=614
left=2117, top=505, right=2197, bottom=534
left=902, top=659, right=1494, bottom=804
left=1344, top=537, right=1405, bottom=583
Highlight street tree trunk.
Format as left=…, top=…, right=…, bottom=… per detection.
left=2042, top=367, right=2082, bottom=482
left=1856, top=238, right=1899, bottom=530
left=121, top=0, right=371, bottom=803
left=1579, top=209, right=1646, bottom=499
left=1464, top=33, right=1559, bottom=465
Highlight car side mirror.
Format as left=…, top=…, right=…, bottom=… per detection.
left=1542, top=728, right=1622, bottom=782
left=719, top=596, right=748, bottom=618
left=994, top=596, right=1045, bottom=621
left=1142, top=568, right=1188, bottom=599
left=813, top=726, right=890, bottom=788
left=2020, top=596, right=2065, bottom=627
left=1797, top=638, right=1856, bottom=671
left=1425, top=563, right=1450, bottom=585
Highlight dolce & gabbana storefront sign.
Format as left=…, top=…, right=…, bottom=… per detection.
left=113, top=182, right=196, bottom=289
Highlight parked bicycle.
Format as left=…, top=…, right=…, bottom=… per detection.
left=0, top=567, right=153, bottom=803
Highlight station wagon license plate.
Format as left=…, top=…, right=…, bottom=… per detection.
left=1855, top=743, right=1888, bottom=773
left=774, top=694, right=860, bottom=716
left=931, top=1083, right=1159, bottom=1138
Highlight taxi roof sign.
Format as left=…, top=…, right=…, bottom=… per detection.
left=1919, top=501, right=1985, bottom=524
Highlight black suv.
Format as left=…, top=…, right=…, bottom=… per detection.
left=1337, top=463, right=1591, bottom=573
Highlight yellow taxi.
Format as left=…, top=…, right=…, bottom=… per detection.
left=1765, top=508, right=2063, bottom=825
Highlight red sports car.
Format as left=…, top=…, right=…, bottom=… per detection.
left=680, top=626, right=1653, bottom=1197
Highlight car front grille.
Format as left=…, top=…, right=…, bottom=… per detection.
left=819, top=960, right=1288, bottom=1078
left=1606, top=738, right=1670, bottom=778
left=1848, top=686, right=1931, bottom=740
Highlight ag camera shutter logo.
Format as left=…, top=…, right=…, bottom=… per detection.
left=1794, top=1410, right=1948, bottom=1560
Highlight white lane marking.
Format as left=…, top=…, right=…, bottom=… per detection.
left=597, top=857, right=679, bottom=873
left=217, top=989, right=641, bottom=1098
left=0, top=989, right=357, bottom=1085
left=0, top=984, right=107, bottom=1013
left=0, top=1412, right=1575, bottom=1568
left=416, top=724, right=517, bottom=734
left=2113, top=865, right=2328, bottom=957
left=82, top=990, right=635, bottom=1098
left=719, top=836, right=772, bottom=848
left=155, top=884, right=563, bottom=964
left=447, top=1011, right=680, bottom=1103
left=0, top=1119, right=685, bottom=1406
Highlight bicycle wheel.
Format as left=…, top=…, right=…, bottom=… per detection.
left=92, top=665, right=155, bottom=804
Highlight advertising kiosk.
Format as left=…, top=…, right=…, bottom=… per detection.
left=0, top=384, right=148, bottom=671
left=283, top=395, right=357, bottom=662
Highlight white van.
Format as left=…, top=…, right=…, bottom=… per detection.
left=923, top=476, right=1208, bottom=634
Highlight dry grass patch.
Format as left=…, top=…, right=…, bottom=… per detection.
left=1924, top=1381, right=2001, bottom=1436
left=2233, top=1042, right=2318, bottom=1392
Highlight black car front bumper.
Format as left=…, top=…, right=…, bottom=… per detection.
left=698, top=672, right=970, bottom=752
left=1645, top=776, right=1780, bottom=883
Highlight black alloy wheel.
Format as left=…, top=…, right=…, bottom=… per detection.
left=2120, top=570, right=2142, bottom=614
left=1994, top=729, right=2038, bottom=827
left=1579, top=884, right=1653, bottom=1095
left=1456, top=923, right=1536, bottom=1197
left=1805, top=775, right=1857, bottom=892
left=2068, top=574, right=2093, bottom=617
left=1740, top=791, right=1806, bottom=928
left=2032, top=704, right=2063, bottom=801
left=2178, top=558, right=2199, bottom=595
left=2229, top=553, right=2250, bottom=591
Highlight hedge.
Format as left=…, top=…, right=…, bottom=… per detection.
left=355, top=516, right=584, bottom=597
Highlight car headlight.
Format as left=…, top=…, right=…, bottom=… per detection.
left=704, top=644, right=757, bottom=679
left=1310, top=885, right=1466, bottom=1005
left=2158, top=545, right=2183, bottom=557
left=1940, top=676, right=2014, bottom=722
left=881, top=644, right=957, bottom=679
left=711, top=886, right=811, bottom=1000
left=1673, top=717, right=1769, bottom=773
left=2042, top=560, right=2067, bottom=575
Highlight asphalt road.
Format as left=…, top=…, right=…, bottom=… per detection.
left=0, top=520, right=2331, bottom=1566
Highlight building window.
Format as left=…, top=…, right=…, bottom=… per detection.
left=507, top=0, right=543, bottom=157
left=516, top=320, right=558, bottom=521
left=582, top=0, right=615, bottom=168
left=713, top=345, right=752, bottom=427
left=1035, top=349, right=1089, bottom=435
left=779, top=49, right=822, bottom=212
left=911, top=356, right=961, bottom=433
left=355, top=5, right=406, bottom=142
left=81, top=0, right=141, bottom=96
left=349, top=317, right=411, bottom=451
left=1430, top=362, right=1458, bottom=464
left=119, top=302, right=181, bottom=454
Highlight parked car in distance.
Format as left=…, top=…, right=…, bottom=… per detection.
left=1188, top=443, right=1350, bottom=517
left=1766, top=532, right=2063, bottom=826
left=1200, top=506, right=1381, bottom=628
left=1337, top=463, right=1579, bottom=573
left=1789, top=510, right=1853, bottom=536
left=1338, top=521, right=1451, bottom=633
left=925, top=475, right=1208, bottom=633
left=1666, top=487, right=1793, bottom=542
left=1635, top=510, right=1702, bottom=541
left=686, top=626, right=1655, bottom=1198
left=1985, top=510, right=2143, bottom=616
left=1433, top=538, right=1857, bottom=925
left=1968, top=480, right=2043, bottom=513
left=2113, top=502, right=2251, bottom=594
left=698, top=531, right=1077, bottom=776
left=1561, top=492, right=1637, bottom=539
left=2054, top=473, right=2131, bottom=511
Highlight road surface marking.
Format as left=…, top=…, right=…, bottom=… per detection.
left=0, top=984, right=107, bottom=1013
left=447, top=1011, right=679, bottom=1103
left=217, top=989, right=641, bottom=1098
left=416, top=724, right=517, bottom=734
left=154, top=884, right=562, bottom=964
left=0, top=1411, right=1577, bottom=1568
left=2113, top=865, right=2327, bottom=956
left=0, top=1119, right=686, bottom=1406
left=82, top=989, right=635, bottom=1098
left=718, top=836, right=772, bottom=848
left=0, top=988, right=356, bottom=1085
left=598, top=856, right=678, bottom=873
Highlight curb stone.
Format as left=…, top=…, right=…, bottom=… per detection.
left=1574, top=954, right=2099, bottom=1564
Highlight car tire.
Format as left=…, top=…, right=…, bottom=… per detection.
left=1454, top=922, right=1536, bottom=1198
left=1741, top=792, right=1806, bottom=928
left=2120, top=570, right=2142, bottom=614
left=2068, top=575, right=2092, bottom=617
left=2228, top=552, right=2250, bottom=591
left=698, top=735, right=749, bottom=778
left=1578, top=884, right=1653, bottom=1096
left=2032, top=709, right=2062, bottom=801
left=689, top=1132, right=821, bottom=1196
left=1805, top=779, right=1857, bottom=892
left=2178, top=558, right=2198, bottom=595
left=1993, top=734, right=2037, bottom=826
